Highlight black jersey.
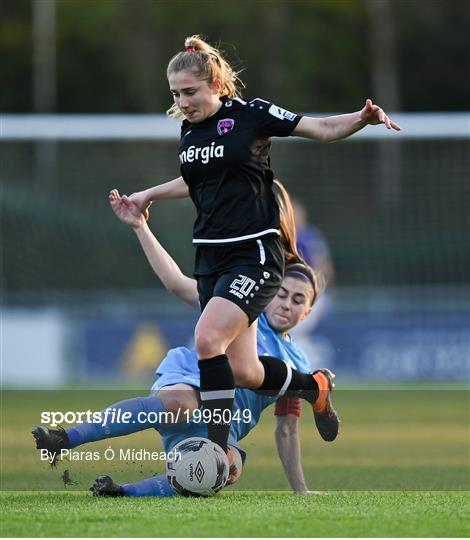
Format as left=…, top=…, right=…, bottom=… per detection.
left=178, top=97, right=302, bottom=245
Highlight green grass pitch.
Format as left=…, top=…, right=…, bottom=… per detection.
left=1, top=385, right=469, bottom=537
left=2, top=491, right=468, bottom=537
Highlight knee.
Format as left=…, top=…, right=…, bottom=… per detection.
left=195, top=328, right=225, bottom=358
left=159, top=395, right=186, bottom=414
left=158, top=392, right=198, bottom=420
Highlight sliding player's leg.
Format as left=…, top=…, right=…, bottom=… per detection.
left=90, top=445, right=244, bottom=497
left=32, top=383, right=198, bottom=464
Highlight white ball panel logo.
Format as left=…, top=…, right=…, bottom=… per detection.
left=268, top=104, right=297, bottom=121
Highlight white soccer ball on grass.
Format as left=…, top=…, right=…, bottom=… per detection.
left=166, top=437, right=229, bottom=497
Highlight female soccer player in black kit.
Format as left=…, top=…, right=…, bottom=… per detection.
left=118, top=35, right=400, bottom=457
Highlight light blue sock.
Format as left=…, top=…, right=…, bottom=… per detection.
left=122, top=474, right=176, bottom=497
left=66, top=395, right=165, bottom=448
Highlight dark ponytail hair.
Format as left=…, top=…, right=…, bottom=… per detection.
left=272, top=179, right=302, bottom=265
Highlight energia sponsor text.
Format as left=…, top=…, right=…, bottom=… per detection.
left=179, top=142, right=224, bottom=164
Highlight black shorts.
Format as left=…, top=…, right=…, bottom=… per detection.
left=194, top=235, right=284, bottom=325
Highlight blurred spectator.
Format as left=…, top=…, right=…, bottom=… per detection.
left=293, top=199, right=335, bottom=287
left=291, top=199, right=336, bottom=369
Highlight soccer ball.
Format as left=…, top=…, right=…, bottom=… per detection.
left=166, top=437, right=229, bottom=497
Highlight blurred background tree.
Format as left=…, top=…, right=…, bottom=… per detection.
left=1, top=0, right=469, bottom=297
left=1, top=0, right=469, bottom=114
left=2, top=1, right=468, bottom=386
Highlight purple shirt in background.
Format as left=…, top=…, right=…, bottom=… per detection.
left=296, top=225, right=330, bottom=269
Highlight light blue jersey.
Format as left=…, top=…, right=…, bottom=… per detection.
left=151, top=313, right=311, bottom=455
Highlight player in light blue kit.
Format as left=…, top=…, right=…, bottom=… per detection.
left=33, top=181, right=338, bottom=496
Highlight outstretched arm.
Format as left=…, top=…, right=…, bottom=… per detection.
left=275, top=412, right=310, bottom=494
left=293, top=98, right=401, bottom=142
left=127, top=176, right=189, bottom=214
left=109, top=189, right=199, bottom=308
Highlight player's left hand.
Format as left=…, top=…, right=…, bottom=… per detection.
left=226, top=446, right=242, bottom=486
left=360, top=99, right=401, bottom=131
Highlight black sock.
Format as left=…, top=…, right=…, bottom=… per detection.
left=198, top=355, right=234, bottom=453
left=256, top=356, right=319, bottom=403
